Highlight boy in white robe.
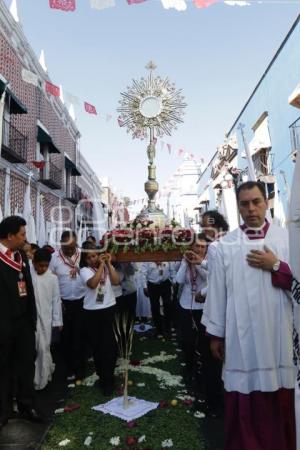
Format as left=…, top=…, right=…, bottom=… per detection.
left=202, top=181, right=296, bottom=450
left=31, top=249, right=63, bottom=390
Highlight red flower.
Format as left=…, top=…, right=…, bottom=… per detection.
left=159, top=228, right=173, bottom=242
left=173, top=228, right=194, bottom=244
left=183, top=399, right=193, bottom=406
left=136, top=228, right=156, bottom=245
left=130, top=359, right=141, bottom=366
left=63, top=403, right=80, bottom=413
left=125, top=420, right=137, bottom=428
left=125, top=436, right=137, bottom=446
left=159, top=400, right=168, bottom=408
left=112, top=229, right=134, bottom=244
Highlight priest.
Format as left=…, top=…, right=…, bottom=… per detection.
left=0, top=216, right=43, bottom=430
left=202, top=181, right=295, bottom=450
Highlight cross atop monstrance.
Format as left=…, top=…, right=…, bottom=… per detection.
left=118, top=62, right=187, bottom=226
left=145, top=60, right=157, bottom=71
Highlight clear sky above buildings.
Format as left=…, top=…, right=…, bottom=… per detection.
left=4, top=0, right=300, bottom=200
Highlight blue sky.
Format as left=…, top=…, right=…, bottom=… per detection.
left=4, top=0, right=300, bottom=199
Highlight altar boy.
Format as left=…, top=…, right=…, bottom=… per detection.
left=31, top=249, right=63, bottom=390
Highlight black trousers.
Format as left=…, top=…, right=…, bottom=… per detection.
left=0, top=316, right=35, bottom=420
left=116, top=291, right=137, bottom=323
left=84, top=305, right=117, bottom=388
left=179, top=306, right=204, bottom=374
left=148, top=280, right=172, bottom=334
left=62, top=298, right=86, bottom=378
left=116, top=292, right=137, bottom=351
left=178, top=306, right=223, bottom=408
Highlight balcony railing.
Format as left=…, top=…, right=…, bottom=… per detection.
left=1, top=118, right=27, bottom=163
left=39, top=161, right=62, bottom=189
left=290, top=119, right=300, bottom=152
left=65, top=185, right=82, bottom=204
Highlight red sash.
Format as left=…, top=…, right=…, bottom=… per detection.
left=0, top=250, right=23, bottom=272
left=91, top=265, right=108, bottom=285
left=59, top=249, right=80, bottom=269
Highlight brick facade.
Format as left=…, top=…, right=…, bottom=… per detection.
left=0, top=0, right=103, bottom=243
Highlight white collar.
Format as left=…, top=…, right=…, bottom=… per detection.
left=0, top=242, right=10, bottom=254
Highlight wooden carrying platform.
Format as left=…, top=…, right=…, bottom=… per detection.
left=112, top=248, right=184, bottom=263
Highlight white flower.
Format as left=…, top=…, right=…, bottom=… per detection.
left=175, top=348, right=182, bottom=352
left=115, top=356, right=183, bottom=388
left=84, top=436, right=93, bottom=446
left=194, top=411, right=206, bottom=419
left=138, top=435, right=146, bottom=443
left=110, top=436, right=120, bottom=446
left=176, top=394, right=195, bottom=401
left=141, top=354, right=176, bottom=366
left=161, top=438, right=174, bottom=447
left=180, top=363, right=186, bottom=366
left=67, top=383, right=75, bottom=388
left=82, top=373, right=99, bottom=387
left=58, top=439, right=71, bottom=447
left=143, top=352, right=150, bottom=355
left=137, top=382, right=145, bottom=387
left=54, top=408, right=64, bottom=414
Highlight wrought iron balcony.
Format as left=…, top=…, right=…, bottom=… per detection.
left=1, top=118, right=27, bottom=163
left=39, top=161, right=62, bottom=190
left=65, top=185, right=82, bottom=205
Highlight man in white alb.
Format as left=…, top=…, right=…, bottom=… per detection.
left=202, top=181, right=296, bottom=450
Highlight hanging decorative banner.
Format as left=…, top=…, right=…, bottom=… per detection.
left=65, top=91, right=80, bottom=105
left=167, top=143, right=172, bottom=154
left=177, top=148, right=184, bottom=157
left=32, top=161, right=46, bottom=169
left=22, top=68, right=38, bottom=87
left=224, top=1, right=250, bottom=5
left=193, top=0, right=216, bottom=7
left=161, top=0, right=187, bottom=11
left=84, top=102, right=97, bottom=115
left=127, top=0, right=147, bottom=4
left=45, top=81, right=60, bottom=97
left=49, top=0, right=76, bottom=11
left=90, top=0, right=116, bottom=10
left=118, top=116, right=124, bottom=127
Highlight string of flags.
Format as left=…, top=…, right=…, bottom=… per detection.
left=47, top=0, right=295, bottom=13
left=19, top=63, right=199, bottom=161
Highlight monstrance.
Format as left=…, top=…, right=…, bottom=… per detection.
left=118, top=61, right=187, bottom=226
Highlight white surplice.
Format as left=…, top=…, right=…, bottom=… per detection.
left=202, top=224, right=295, bottom=394
left=31, top=268, right=63, bottom=390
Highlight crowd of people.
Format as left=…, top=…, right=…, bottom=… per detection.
left=0, top=180, right=298, bottom=450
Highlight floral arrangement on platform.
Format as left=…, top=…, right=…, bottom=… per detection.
left=99, top=219, right=194, bottom=255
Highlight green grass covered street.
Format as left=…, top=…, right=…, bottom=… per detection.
left=42, top=330, right=223, bottom=450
